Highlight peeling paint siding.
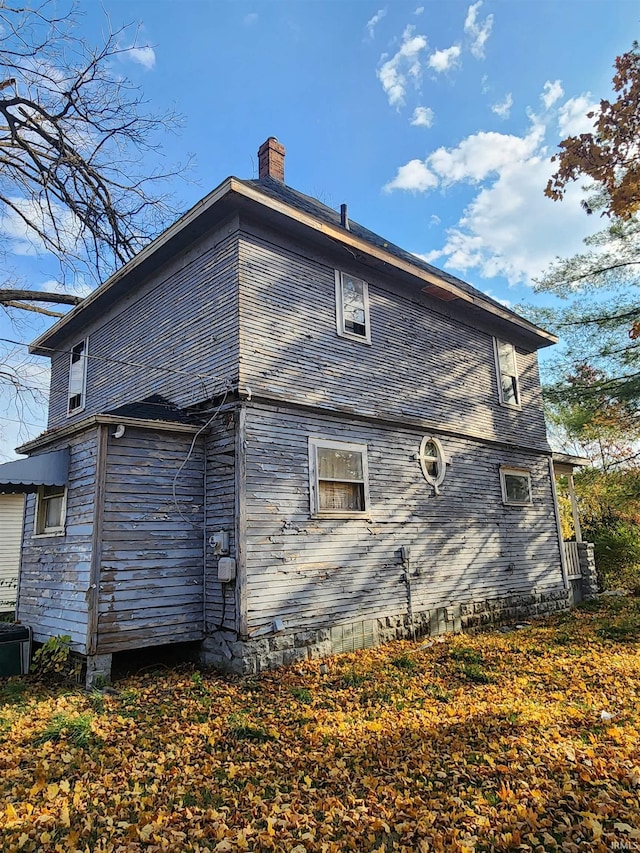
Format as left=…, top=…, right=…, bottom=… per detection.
left=204, top=417, right=237, bottom=633
left=47, top=221, right=240, bottom=429
left=96, top=427, right=205, bottom=653
left=242, top=403, right=563, bottom=634
left=237, top=226, right=548, bottom=450
left=17, top=431, right=97, bottom=650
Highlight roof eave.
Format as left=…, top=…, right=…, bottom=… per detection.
left=29, top=175, right=556, bottom=355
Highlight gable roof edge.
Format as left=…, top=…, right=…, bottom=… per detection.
left=30, top=174, right=556, bottom=355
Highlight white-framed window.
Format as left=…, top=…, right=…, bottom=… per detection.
left=500, top=467, right=532, bottom=506
left=34, top=484, right=67, bottom=535
left=308, top=437, right=370, bottom=517
left=414, top=436, right=447, bottom=494
left=68, top=339, right=88, bottom=415
left=335, top=271, right=371, bottom=344
left=494, top=338, right=520, bottom=408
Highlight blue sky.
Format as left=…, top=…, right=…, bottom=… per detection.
left=1, top=0, right=637, bottom=457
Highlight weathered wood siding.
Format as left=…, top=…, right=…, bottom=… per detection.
left=0, top=494, right=24, bottom=612
left=238, top=224, right=548, bottom=450
left=204, top=415, right=237, bottom=633
left=242, top=403, right=563, bottom=634
left=17, top=432, right=97, bottom=650
left=47, top=219, right=240, bottom=429
left=97, top=427, right=205, bottom=653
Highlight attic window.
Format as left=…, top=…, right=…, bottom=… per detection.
left=494, top=338, right=520, bottom=408
left=68, top=339, right=88, bottom=415
left=335, top=271, right=371, bottom=344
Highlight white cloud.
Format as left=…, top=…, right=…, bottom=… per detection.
left=558, top=94, right=598, bottom=137
left=377, top=25, right=428, bottom=107
left=414, top=6, right=424, bottom=14
left=430, top=214, right=441, bottom=226
left=413, top=249, right=442, bottom=264
left=385, top=86, right=601, bottom=286
left=0, top=197, right=81, bottom=256
left=428, top=45, right=461, bottom=73
left=125, top=45, right=156, bottom=70
left=244, top=13, right=259, bottom=26
left=542, top=80, right=564, bottom=109
left=410, top=106, right=434, bottom=127
left=428, top=127, right=543, bottom=185
left=464, top=1, right=493, bottom=59
left=491, top=93, right=513, bottom=119
left=384, top=159, right=438, bottom=192
left=366, top=8, right=386, bottom=39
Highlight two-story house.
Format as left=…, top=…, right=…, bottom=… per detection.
left=0, top=138, right=574, bottom=683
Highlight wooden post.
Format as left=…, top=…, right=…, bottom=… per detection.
left=567, top=473, right=583, bottom=543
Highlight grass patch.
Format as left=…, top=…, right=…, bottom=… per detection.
left=226, top=713, right=273, bottom=743
left=450, top=646, right=484, bottom=664
left=34, top=713, right=94, bottom=748
left=390, top=653, right=418, bottom=671
left=290, top=686, right=313, bottom=704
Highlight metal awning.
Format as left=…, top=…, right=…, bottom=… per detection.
left=0, top=448, right=69, bottom=494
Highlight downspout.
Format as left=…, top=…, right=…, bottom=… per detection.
left=401, top=546, right=416, bottom=641
left=87, top=425, right=108, bottom=655
left=202, top=432, right=208, bottom=638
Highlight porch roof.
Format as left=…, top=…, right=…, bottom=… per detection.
left=0, top=448, right=69, bottom=494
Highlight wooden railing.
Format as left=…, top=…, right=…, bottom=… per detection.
left=563, top=541, right=582, bottom=579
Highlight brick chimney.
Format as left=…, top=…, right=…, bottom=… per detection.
left=258, top=137, right=285, bottom=182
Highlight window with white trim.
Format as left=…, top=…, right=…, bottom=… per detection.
left=500, top=467, right=532, bottom=506
left=68, top=339, right=88, bottom=415
left=309, top=437, right=370, bottom=517
left=35, top=484, right=67, bottom=535
left=414, top=436, right=447, bottom=494
left=335, top=271, right=371, bottom=343
left=494, top=338, right=520, bottom=408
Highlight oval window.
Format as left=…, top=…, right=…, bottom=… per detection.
left=417, top=436, right=446, bottom=493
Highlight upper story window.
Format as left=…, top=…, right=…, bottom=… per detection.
left=35, top=484, right=67, bottom=535
left=68, top=339, right=88, bottom=415
left=500, top=467, right=532, bottom=506
left=494, top=338, right=520, bottom=408
left=309, top=437, right=370, bottom=517
left=335, top=271, right=371, bottom=344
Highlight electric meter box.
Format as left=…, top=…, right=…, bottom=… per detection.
left=217, top=557, right=236, bottom=582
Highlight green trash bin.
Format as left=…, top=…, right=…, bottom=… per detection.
left=0, top=624, right=31, bottom=677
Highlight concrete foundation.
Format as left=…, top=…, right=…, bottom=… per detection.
left=200, top=587, right=570, bottom=674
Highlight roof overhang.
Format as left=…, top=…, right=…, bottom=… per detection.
left=552, top=452, right=591, bottom=475
left=0, top=448, right=69, bottom=494
left=16, top=414, right=202, bottom=455
left=30, top=177, right=557, bottom=356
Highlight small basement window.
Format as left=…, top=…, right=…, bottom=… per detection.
left=309, top=437, right=369, bottom=517
left=35, top=484, right=67, bottom=535
left=500, top=467, right=532, bottom=506
left=335, top=271, right=371, bottom=343
left=68, top=339, right=88, bottom=415
left=494, top=338, right=520, bottom=408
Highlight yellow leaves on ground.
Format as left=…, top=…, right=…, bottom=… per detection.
left=1, top=596, right=640, bottom=852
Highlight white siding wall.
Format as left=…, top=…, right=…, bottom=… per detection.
left=0, top=494, right=24, bottom=612
left=242, top=403, right=564, bottom=635
left=18, top=432, right=97, bottom=650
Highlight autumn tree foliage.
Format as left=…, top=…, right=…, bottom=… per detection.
left=545, top=44, right=640, bottom=220
left=536, top=43, right=640, bottom=419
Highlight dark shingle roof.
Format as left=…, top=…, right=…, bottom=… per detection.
left=240, top=177, right=512, bottom=316
left=103, top=394, right=193, bottom=424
